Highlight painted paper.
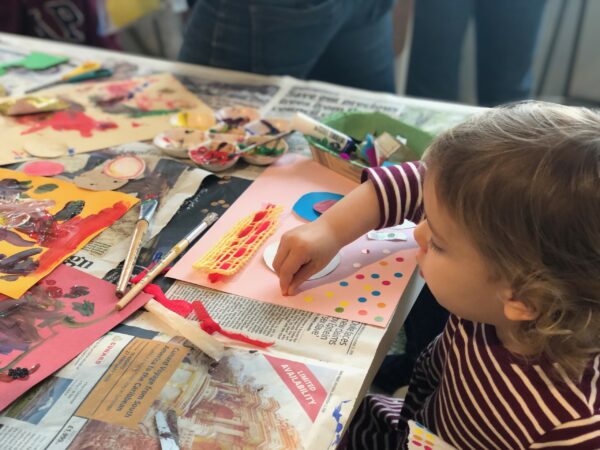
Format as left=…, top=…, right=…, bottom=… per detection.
left=169, top=154, right=419, bottom=327
left=0, top=264, right=151, bottom=411
left=0, top=73, right=214, bottom=165
left=0, top=168, right=137, bottom=298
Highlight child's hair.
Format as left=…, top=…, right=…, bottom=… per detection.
left=423, top=101, right=600, bottom=379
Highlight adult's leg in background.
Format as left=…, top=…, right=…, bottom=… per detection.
left=178, top=0, right=346, bottom=78
left=475, top=0, right=547, bottom=106
left=307, top=0, right=397, bottom=93
left=405, top=0, right=473, bottom=102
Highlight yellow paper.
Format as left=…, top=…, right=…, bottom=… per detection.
left=105, top=0, right=161, bottom=29
left=0, top=73, right=215, bottom=165
left=0, top=168, right=138, bottom=298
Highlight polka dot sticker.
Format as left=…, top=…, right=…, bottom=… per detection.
left=382, top=280, right=391, bottom=286
left=303, top=296, right=313, bottom=303
left=396, top=256, right=404, bottom=262
left=339, top=301, right=349, bottom=307
left=394, top=272, right=403, bottom=278
left=355, top=274, right=365, bottom=280
left=371, top=273, right=380, bottom=279
left=377, top=302, right=386, bottom=308
left=374, top=316, right=384, bottom=322
left=353, top=262, right=362, bottom=268
left=363, top=284, right=373, bottom=291
left=325, top=291, right=334, bottom=297
left=358, top=310, right=367, bottom=316
left=372, top=290, right=381, bottom=296
left=358, top=297, right=367, bottom=303
left=339, top=281, right=349, bottom=287
left=335, top=307, right=344, bottom=313
left=379, top=261, right=388, bottom=266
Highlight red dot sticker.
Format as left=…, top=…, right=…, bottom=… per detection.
left=396, top=256, right=404, bottom=262
left=358, top=310, right=367, bottom=315
left=355, top=274, right=365, bottom=280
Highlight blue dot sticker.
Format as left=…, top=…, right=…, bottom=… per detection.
left=394, top=272, right=403, bottom=278
left=371, top=273, right=380, bottom=279
left=339, top=281, right=349, bottom=287
left=372, top=290, right=381, bottom=296
left=358, top=297, right=367, bottom=303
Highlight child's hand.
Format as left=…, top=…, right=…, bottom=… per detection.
left=273, top=221, right=341, bottom=296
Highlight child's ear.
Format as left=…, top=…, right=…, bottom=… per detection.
left=502, top=291, right=538, bottom=321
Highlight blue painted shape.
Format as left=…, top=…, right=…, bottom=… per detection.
left=292, top=191, right=344, bottom=222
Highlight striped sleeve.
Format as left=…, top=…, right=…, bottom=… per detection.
left=361, top=161, right=425, bottom=229
left=529, top=416, right=600, bottom=449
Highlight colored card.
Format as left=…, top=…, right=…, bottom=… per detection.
left=0, top=264, right=151, bottom=411
left=408, top=421, right=457, bottom=450
left=169, top=154, right=419, bottom=327
left=0, top=73, right=214, bottom=165
left=0, top=168, right=137, bottom=298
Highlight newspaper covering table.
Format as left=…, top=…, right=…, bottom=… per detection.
left=0, top=33, right=483, bottom=449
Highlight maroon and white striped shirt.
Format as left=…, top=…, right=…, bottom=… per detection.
left=346, top=163, right=600, bottom=450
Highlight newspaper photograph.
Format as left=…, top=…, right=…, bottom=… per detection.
left=0, top=328, right=364, bottom=450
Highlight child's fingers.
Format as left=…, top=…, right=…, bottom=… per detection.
left=272, top=239, right=290, bottom=274
left=287, top=261, right=319, bottom=296
left=278, top=251, right=309, bottom=295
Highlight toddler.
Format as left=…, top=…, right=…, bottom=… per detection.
left=274, top=102, right=600, bottom=449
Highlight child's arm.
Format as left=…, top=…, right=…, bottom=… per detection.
left=274, top=161, right=425, bottom=295
left=274, top=180, right=380, bottom=295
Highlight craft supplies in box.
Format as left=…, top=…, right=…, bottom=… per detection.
left=300, top=111, right=433, bottom=182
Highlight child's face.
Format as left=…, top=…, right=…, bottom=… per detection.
left=414, top=175, right=512, bottom=326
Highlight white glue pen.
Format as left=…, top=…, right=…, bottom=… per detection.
left=291, top=112, right=356, bottom=153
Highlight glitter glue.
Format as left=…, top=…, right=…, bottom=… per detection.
left=291, top=112, right=356, bottom=153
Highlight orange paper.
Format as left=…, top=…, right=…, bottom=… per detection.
left=0, top=168, right=137, bottom=298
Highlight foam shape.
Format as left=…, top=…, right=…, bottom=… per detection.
left=23, top=137, right=67, bottom=158
left=74, top=164, right=129, bottom=191
left=263, top=241, right=341, bottom=280
left=293, top=192, right=344, bottom=222
left=22, top=161, right=65, bottom=177
left=103, top=154, right=145, bottom=179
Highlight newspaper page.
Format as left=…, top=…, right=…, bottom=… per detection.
left=0, top=328, right=364, bottom=450
left=125, top=272, right=421, bottom=371
left=263, top=78, right=483, bottom=135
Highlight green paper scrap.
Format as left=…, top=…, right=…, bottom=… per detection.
left=0, top=52, right=69, bottom=76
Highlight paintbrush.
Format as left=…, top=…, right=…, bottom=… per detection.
left=116, top=197, right=158, bottom=297
left=115, top=212, right=219, bottom=310
left=228, top=130, right=294, bottom=159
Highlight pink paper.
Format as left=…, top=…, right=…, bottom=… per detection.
left=0, top=265, right=151, bottom=411
left=169, top=154, right=419, bottom=327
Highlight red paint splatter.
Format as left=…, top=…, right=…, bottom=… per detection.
left=27, top=201, right=130, bottom=274
left=105, top=80, right=139, bottom=97
left=18, top=111, right=118, bottom=138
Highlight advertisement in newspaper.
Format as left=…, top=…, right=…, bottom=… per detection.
left=0, top=329, right=364, bottom=450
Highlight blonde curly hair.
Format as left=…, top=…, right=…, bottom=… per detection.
left=423, top=101, right=600, bottom=380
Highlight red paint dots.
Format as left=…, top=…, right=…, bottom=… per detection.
left=355, top=274, right=365, bottom=280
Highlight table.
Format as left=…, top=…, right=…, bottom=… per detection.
left=0, top=32, right=482, bottom=450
